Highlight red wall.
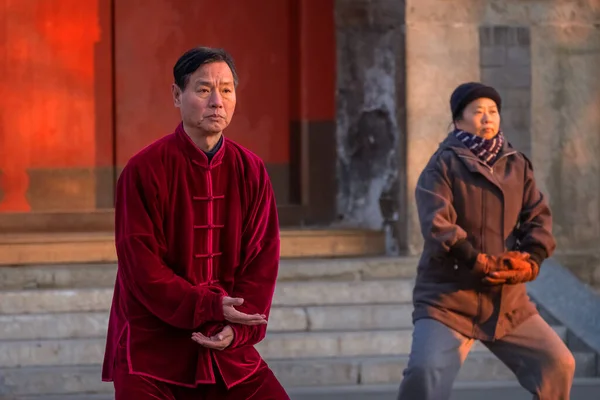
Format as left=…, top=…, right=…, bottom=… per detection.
left=0, top=0, right=107, bottom=211
left=0, top=0, right=335, bottom=213
left=114, top=0, right=292, bottom=166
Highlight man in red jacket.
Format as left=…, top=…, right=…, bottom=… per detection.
left=102, top=46, right=289, bottom=400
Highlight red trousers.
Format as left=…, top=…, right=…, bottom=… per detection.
left=113, top=348, right=290, bottom=400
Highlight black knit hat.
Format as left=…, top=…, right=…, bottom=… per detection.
left=450, top=82, right=502, bottom=121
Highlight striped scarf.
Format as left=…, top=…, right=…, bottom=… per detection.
left=454, top=129, right=505, bottom=165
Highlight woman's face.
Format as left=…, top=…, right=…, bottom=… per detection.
left=455, top=97, right=500, bottom=139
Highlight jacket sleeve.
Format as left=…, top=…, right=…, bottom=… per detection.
left=516, top=157, right=556, bottom=265
left=229, top=163, right=280, bottom=349
left=416, top=157, right=478, bottom=265
left=114, top=162, right=225, bottom=330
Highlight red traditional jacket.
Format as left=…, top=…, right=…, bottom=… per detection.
left=102, top=123, right=280, bottom=388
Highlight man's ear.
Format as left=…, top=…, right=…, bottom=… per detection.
left=172, top=84, right=182, bottom=107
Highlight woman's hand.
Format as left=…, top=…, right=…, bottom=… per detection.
left=482, top=252, right=539, bottom=285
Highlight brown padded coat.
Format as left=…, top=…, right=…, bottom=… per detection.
left=412, top=133, right=556, bottom=341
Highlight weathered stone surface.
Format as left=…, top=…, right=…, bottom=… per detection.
left=0, top=351, right=596, bottom=397
left=0, top=279, right=413, bottom=315
left=553, top=252, right=599, bottom=287
left=0, top=257, right=416, bottom=290
left=0, top=365, right=112, bottom=396
left=482, top=0, right=600, bottom=26
left=336, top=14, right=403, bottom=254
left=481, top=66, right=531, bottom=89
left=0, top=308, right=306, bottom=340
left=0, top=230, right=388, bottom=266
left=530, top=25, right=600, bottom=253
left=0, top=338, right=105, bottom=368
left=307, top=304, right=414, bottom=331
left=479, top=25, right=533, bottom=157
left=270, top=358, right=360, bottom=387
left=0, top=312, right=109, bottom=341
left=269, top=307, right=308, bottom=332
left=273, top=280, right=414, bottom=307
left=405, top=22, right=480, bottom=254
left=528, top=259, right=600, bottom=358
left=503, top=87, right=531, bottom=109
left=0, top=264, right=117, bottom=290
left=592, top=264, right=600, bottom=292
left=278, top=257, right=418, bottom=282
left=360, top=348, right=593, bottom=385
left=257, top=330, right=413, bottom=359
left=405, top=0, right=484, bottom=24
left=0, top=289, right=112, bottom=315
left=335, top=0, right=404, bottom=30
left=0, top=304, right=415, bottom=342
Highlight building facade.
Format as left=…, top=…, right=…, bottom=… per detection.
left=1, top=0, right=600, bottom=288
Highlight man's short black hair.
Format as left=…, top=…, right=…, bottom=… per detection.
left=173, top=47, right=238, bottom=90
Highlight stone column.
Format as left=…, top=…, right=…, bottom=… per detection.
left=531, top=23, right=600, bottom=284
left=335, top=0, right=405, bottom=253
left=404, top=0, right=483, bottom=254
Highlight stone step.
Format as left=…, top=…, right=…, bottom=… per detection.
left=0, top=229, right=386, bottom=265
left=270, top=351, right=596, bottom=387
left=287, top=379, right=600, bottom=400
left=0, top=351, right=595, bottom=398
left=0, top=304, right=415, bottom=340
left=0, top=256, right=418, bottom=290
left=0, top=279, right=414, bottom=315
left=0, top=327, right=567, bottom=368
left=14, top=396, right=113, bottom=400
left=0, top=365, right=111, bottom=397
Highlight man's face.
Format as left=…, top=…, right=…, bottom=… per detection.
left=172, top=61, right=236, bottom=136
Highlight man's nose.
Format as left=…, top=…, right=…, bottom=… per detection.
left=209, top=91, right=224, bottom=108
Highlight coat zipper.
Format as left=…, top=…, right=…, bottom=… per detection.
left=458, top=151, right=516, bottom=339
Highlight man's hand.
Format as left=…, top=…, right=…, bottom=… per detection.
left=222, top=296, right=267, bottom=325
left=191, top=325, right=234, bottom=351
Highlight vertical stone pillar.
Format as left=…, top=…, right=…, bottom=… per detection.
left=530, top=26, right=600, bottom=278
left=335, top=0, right=405, bottom=253
left=404, top=1, right=483, bottom=254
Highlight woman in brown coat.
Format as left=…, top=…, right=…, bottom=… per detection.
left=397, top=82, right=576, bottom=400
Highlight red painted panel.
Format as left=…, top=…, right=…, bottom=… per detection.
left=0, top=0, right=110, bottom=212
left=115, top=0, right=292, bottom=165
left=293, top=0, right=336, bottom=121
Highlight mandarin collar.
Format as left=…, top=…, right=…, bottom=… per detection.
left=175, top=123, right=226, bottom=168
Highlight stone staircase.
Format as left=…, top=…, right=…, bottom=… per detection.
left=0, top=232, right=599, bottom=399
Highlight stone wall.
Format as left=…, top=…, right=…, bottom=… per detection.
left=403, top=0, right=482, bottom=254
left=480, top=26, right=532, bottom=157
left=482, top=0, right=600, bottom=291
left=401, top=0, right=600, bottom=289
left=334, top=0, right=406, bottom=253
left=335, top=0, right=600, bottom=290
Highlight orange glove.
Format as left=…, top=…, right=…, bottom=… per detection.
left=483, top=252, right=539, bottom=285
left=472, top=253, right=500, bottom=277
left=498, top=251, right=531, bottom=271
